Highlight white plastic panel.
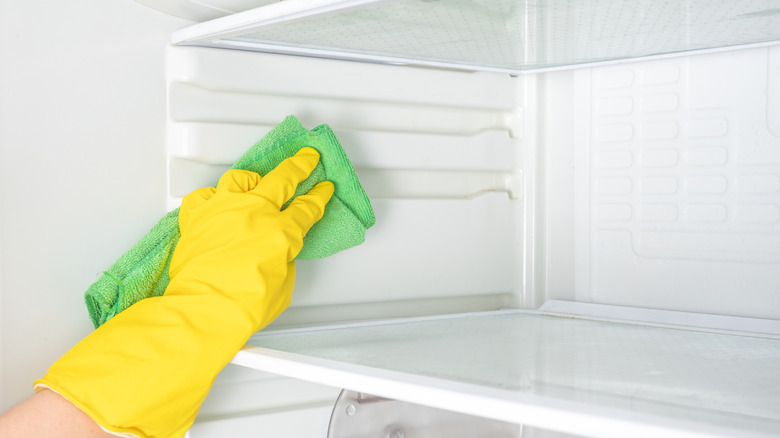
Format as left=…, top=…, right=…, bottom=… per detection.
left=166, top=46, right=530, bottom=323
left=573, top=46, right=780, bottom=319
left=234, top=303, right=780, bottom=438
left=173, top=0, right=780, bottom=73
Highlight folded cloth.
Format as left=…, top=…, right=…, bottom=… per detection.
left=84, top=116, right=375, bottom=328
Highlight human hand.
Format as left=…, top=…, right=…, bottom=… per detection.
left=33, top=147, right=333, bottom=438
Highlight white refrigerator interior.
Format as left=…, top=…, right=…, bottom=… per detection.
left=1, top=0, right=780, bottom=437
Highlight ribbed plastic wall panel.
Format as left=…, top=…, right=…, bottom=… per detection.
left=166, top=46, right=531, bottom=325
left=173, top=0, right=780, bottom=73
left=573, top=46, right=780, bottom=320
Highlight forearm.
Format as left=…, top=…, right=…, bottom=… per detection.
left=33, top=284, right=284, bottom=438
left=0, top=389, right=114, bottom=438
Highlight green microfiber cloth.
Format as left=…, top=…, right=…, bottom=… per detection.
left=85, top=116, right=375, bottom=328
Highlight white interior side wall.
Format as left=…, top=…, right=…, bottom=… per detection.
left=0, top=0, right=186, bottom=410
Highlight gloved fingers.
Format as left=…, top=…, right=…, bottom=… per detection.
left=180, top=187, right=217, bottom=229
left=182, top=187, right=217, bottom=209
left=216, top=169, right=262, bottom=194
left=254, top=147, right=320, bottom=209
left=285, top=181, right=334, bottom=234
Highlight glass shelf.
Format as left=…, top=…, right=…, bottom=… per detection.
left=233, top=303, right=780, bottom=438
left=173, top=0, right=780, bottom=73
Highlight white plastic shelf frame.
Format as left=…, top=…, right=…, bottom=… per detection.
left=172, top=0, right=780, bottom=73
left=233, top=301, right=780, bottom=438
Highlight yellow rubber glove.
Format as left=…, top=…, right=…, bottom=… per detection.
left=34, top=147, right=334, bottom=438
